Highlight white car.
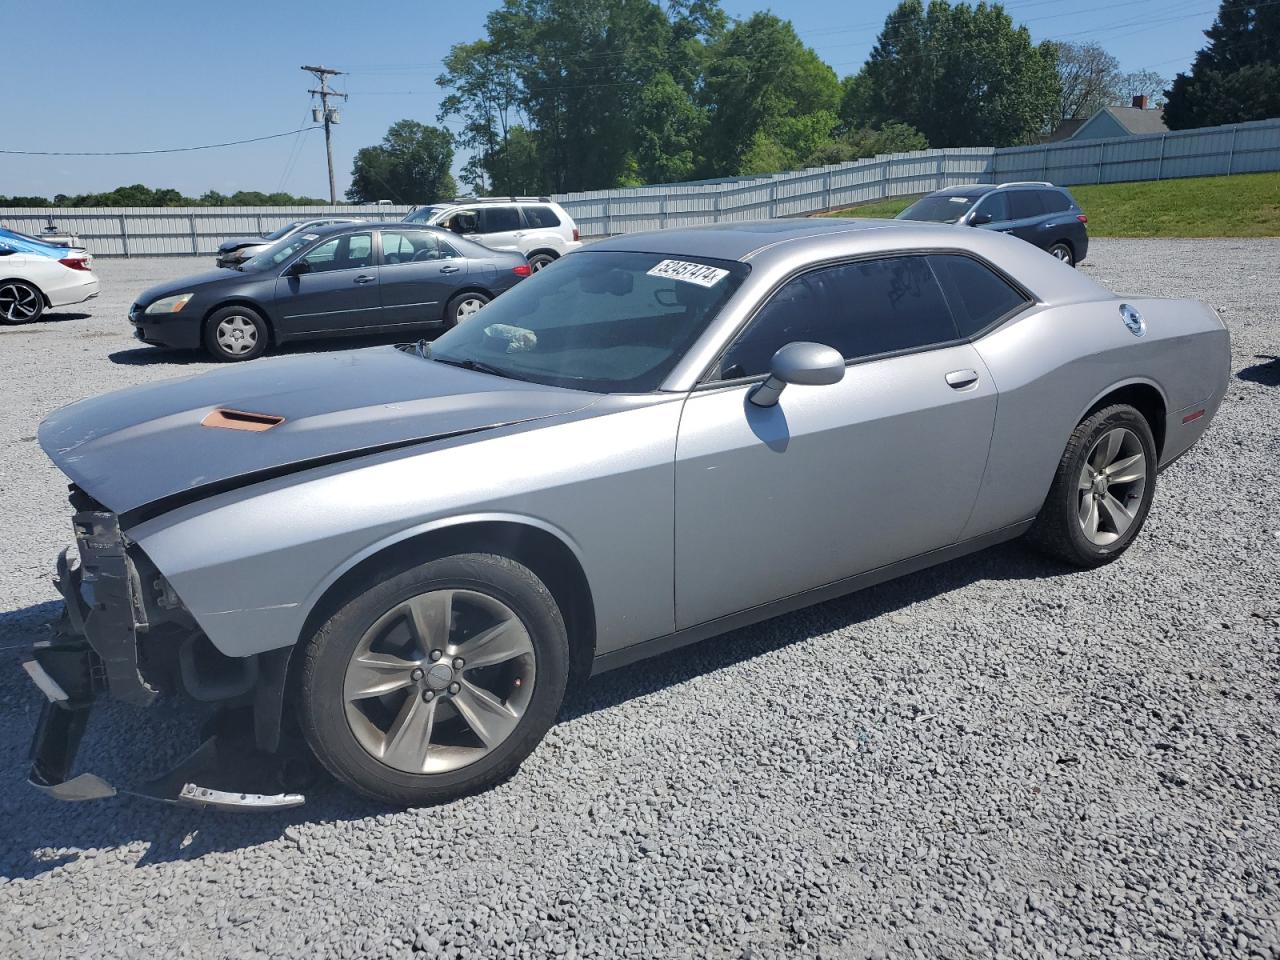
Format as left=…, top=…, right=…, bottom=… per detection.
left=215, top=218, right=362, bottom=268
left=0, top=241, right=98, bottom=324
left=403, top=198, right=582, bottom=271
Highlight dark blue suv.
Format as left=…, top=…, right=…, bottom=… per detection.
left=897, top=182, right=1089, bottom=266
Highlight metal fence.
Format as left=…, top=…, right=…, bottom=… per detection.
left=3, top=117, right=1277, bottom=255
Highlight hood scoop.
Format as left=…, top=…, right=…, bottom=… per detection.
left=201, top=408, right=286, bottom=432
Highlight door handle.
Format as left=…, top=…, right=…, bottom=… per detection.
left=354, top=274, right=376, bottom=284
left=440, top=265, right=461, bottom=274
left=513, top=232, right=525, bottom=239
left=946, top=369, right=979, bottom=389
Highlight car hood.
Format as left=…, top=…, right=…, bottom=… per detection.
left=218, top=237, right=267, bottom=253
left=136, top=269, right=250, bottom=306
left=39, top=346, right=598, bottom=517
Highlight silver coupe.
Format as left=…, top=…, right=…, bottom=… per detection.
left=26, top=219, right=1230, bottom=808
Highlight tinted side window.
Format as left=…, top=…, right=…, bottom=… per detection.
left=974, top=191, right=1009, bottom=221
left=523, top=206, right=561, bottom=228
left=480, top=206, right=522, bottom=233
left=930, top=255, right=1030, bottom=337
left=719, top=256, right=958, bottom=379
left=1009, top=191, right=1045, bottom=219
left=1040, top=190, right=1072, bottom=213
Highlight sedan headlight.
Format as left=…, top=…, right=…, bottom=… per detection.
left=145, top=293, right=194, bottom=315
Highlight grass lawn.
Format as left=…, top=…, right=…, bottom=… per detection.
left=828, top=171, right=1280, bottom=237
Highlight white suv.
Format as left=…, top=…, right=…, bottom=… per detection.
left=403, top=198, right=582, bottom=271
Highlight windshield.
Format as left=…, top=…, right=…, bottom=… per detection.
left=241, top=232, right=320, bottom=271
left=264, top=220, right=302, bottom=241
left=897, top=194, right=980, bottom=223
left=403, top=205, right=449, bottom=224
left=427, top=251, right=749, bottom=393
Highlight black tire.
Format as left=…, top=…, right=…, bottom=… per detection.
left=1027, top=404, right=1157, bottom=568
left=444, top=291, right=491, bottom=328
left=1047, top=242, right=1074, bottom=267
left=298, top=552, right=570, bottom=806
left=527, top=252, right=557, bottom=272
left=203, top=305, right=269, bottom=362
left=0, top=279, right=45, bottom=324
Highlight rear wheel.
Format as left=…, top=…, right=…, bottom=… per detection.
left=1048, top=242, right=1074, bottom=266
left=445, top=291, right=490, bottom=328
left=1027, top=404, right=1156, bottom=567
left=0, top=280, right=44, bottom=324
left=298, top=553, right=569, bottom=806
left=204, top=306, right=268, bottom=361
left=527, top=252, right=557, bottom=272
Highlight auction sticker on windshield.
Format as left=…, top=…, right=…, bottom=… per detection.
left=647, top=259, right=729, bottom=288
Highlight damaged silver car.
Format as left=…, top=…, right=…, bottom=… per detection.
left=26, top=219, right=1230, bottom=808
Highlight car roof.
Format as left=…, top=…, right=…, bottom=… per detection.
left=303, top=220, right=452, bottom=237
left=588, top=217, right=923, bottom=262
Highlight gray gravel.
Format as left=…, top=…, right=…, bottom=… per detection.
left=1, top=240, right=1278, bottom=959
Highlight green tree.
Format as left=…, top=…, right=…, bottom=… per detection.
left=1164, top=2, right=1280, bottom=129
left=805, top=123, right=929, bottom=166
left=700, top=13, right=842, bottom=175
left=1044, top=41, right=1121, bottom=122
left=347, top=120, right=457, bottom=204
left=437, top=39, right=523, bottom=194
left=859, top=0, right=1057, bottom=147
left=485, top=126, right=547, bottom=195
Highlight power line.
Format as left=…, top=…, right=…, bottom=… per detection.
left=0, top=127, right=320, bottom=157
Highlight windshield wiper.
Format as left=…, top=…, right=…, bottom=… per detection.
left=431, top=354, right=533, bottom=383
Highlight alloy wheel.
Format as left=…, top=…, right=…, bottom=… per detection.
left=0, top=282, right=42, bottom=322
left=215, top=314, right=258, bottom=356
left=456, top=297, right=486, bottom=321
left=1051, top=245, right=1072, bottom=263
left=1077, top=427, right=1147, bottom=546
left=342, top=589, right=536, bottom=774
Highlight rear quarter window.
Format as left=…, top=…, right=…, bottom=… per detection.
left=523, top=206, right=561, bottom=228
left=1040, top=191, right=1072, bottom=214
left=929, top=254, right=1031, bottom=337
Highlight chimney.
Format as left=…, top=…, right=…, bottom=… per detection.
left=1132, top=95, right=1149, bottom=110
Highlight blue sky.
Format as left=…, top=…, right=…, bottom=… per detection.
left=3, top=0, right=1218, bottom=199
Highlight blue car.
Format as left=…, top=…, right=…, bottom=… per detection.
left=0, top=227, right=81, bottom=259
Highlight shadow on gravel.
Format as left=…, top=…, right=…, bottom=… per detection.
left=0, top=539, right=1067, bottom=879
left=1237, top=355, right=1280, bottom=386
left=108, top=331, right=445, bottom=366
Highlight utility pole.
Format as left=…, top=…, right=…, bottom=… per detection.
left=302, top=65, right=347, bottom=204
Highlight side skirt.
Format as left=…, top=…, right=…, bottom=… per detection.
left=589, top=520, right=1034, bottom=677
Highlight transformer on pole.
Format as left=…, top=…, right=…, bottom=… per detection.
left=302, top=65, right=348, bottom=204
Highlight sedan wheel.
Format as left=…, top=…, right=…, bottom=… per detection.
left=342, top=588, right=537, bottom=775
left=0, top=280, right=44, bottom=324
left=445, top=292, right=491, bottom=328
left=299, top=552, right=569, bottom=806
left=1076, top=427, right=1147, bottom=546
left=528, top=253, right=556, bottom=272
left=1027, top=403, right=1156, bottom=567
left=203, top=305, right=268, bottom=362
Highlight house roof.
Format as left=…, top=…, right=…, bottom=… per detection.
left=1043, top=118, right=1086, bottom=143
left=1069, top=105, right=1169, bottom=140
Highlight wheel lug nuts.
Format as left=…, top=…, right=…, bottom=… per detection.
left=410, top=667, right=424, bottom=681
left=448, top=681, right=461, bottom=694
left=429, top=650, right=443, bottom=661
left=452, top=657, right=464, bottom=669
left=422, top=690, right=435, bottom=702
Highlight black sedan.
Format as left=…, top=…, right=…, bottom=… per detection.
left=132, top=223, right=533, bottom=361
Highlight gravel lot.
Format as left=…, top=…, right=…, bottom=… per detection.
left=1, top=240, right=1278, bottom=959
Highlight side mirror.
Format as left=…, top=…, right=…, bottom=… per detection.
left=287, top=259, right=311, bottom=276
left=969, top=212, right=993, bottom=226
left=749, top=342, right=845, bottom=407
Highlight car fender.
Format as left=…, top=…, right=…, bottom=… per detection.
left=295, top=510, right=588, bottom=639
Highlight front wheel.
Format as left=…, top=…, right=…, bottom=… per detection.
left=298, top=553, right=569, bottom=806
left=204, top=305, right=268, bottom=361
left=1027, top=404, right=1157, bottom=567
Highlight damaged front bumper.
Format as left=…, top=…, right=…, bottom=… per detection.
left=24, top=507, right=306, bottom=811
